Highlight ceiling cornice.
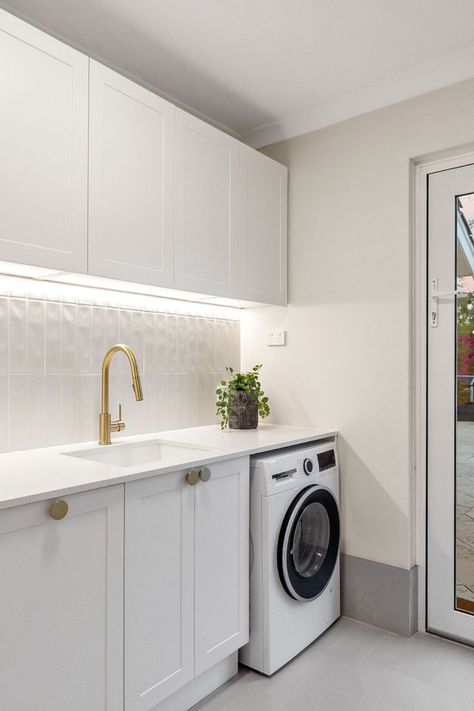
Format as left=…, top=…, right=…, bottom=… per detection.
left=242, top=46, right=474, bottom=149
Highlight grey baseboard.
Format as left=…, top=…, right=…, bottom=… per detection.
left=341, top=554, right=418, bottom=637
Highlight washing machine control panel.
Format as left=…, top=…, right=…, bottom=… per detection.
left=253, top=442, right=338, bottom=494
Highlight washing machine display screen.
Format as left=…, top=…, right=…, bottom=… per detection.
left=292, top=503, right=330, bottom=577
left=317, top=449, right=336, bottom=471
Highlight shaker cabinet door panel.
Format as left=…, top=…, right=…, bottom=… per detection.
left=194, top=457, right=249, bottom=675
left=239, top=146, right=288, bottom=305
left=174, top=109, right=239, bottom=297
left=125, top=470, right=195, bottom=711
left=0, top=9, right=88, bottom=271
left=0, top=486, right=124, bottom=711
left=89, top=61, right=175, bottom=287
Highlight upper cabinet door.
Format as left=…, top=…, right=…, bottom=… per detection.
left=0, top=10, right=88, bottom=271
left=174, top=109, right=239, bottom=297
left=89, top=61, right=175, bottom=287
left=239, top=146, right=288, bottom=305
left=194, top=457, right=249, bottom=676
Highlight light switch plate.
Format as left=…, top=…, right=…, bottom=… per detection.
left=266, top=330, right=286, bottom=346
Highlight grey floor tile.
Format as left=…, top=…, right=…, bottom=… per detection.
left=194, top=619, right=474, bottom=711
left=195, top=643, right=468, bottom=711
left=367, top=630, right=474, bottom=701
left=320, top=615, right=389, bottom=657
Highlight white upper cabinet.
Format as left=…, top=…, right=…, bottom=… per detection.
left=174, top=109, right=240, bottom=298
left=0, top=486, right=124, bottom=711
left=239, top=146, right=288, bottom=305
left=0, top=10, right=88, bottom=271
left=88, top=61, right=175, bottom=287
left=0, top=9, right=287, bottom=303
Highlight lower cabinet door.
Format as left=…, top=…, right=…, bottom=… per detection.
left=125, top=470, right=195, bottom=710
left=0, top=486, right=124, bottom=711
left=194, top=457, right=249, bottom=676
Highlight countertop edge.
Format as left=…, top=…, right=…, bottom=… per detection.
left=0, top=426, right=338, bottom=511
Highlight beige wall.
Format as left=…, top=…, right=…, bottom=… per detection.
left=241, top=78, right=474, bottom=570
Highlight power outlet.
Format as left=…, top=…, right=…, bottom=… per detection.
left=266, top=330, right=286, bottom=346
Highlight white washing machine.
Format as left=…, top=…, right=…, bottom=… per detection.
left=239, top=440, right=340, bottom=675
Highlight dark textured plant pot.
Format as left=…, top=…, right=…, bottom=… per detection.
left=229, top=391, right=258, bottom=429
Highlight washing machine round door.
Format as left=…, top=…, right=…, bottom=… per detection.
left=277, top=485, right=340, bottom=601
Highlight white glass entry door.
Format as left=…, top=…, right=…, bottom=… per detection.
left=427, top=164, right=474, bottom=644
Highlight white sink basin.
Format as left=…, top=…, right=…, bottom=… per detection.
left=64, top=439, right=218, bottom=468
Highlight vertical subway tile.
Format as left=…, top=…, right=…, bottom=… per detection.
left=27, top=375, right=45, bottom=449
left=9, top=299, right=27, bottom=374
left=8, top=374, right=27, bottom=451
left=27, top=299, right=45, bottom=374
left=61, top=374, right=76, bottom=443
left=165, top=315, right=177, bottom=373
left=77, top=305, right=92, bottom=374
left=106, top=307, right=120, bottom=349
left=45, top=301, right=61, bottom=374
left=196, top=318, right=207, bottom=372
left=155, top=314, right=166, bottom=372
left=186, top=317, right=197, bottom=373
left=176, top=316, right=187, bottom=373
left=0, top=375, right=8, bottom=452
left=131, top=310, right=144, bottom=371
left=76, top=375, right=93, bottom=442
left=0, top=298, right=8, bottom=373
left=205, top=319, right=217, bottom=372
left=143, top=312, right=155, bottom=374
left=92, top=307, right=106, bottom=374
left=44, top=374, right=62, bottom=446
left=61, top=303, right=76, bottom=373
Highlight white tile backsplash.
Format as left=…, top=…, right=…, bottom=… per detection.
left=0, top=278, right=240, bottom=452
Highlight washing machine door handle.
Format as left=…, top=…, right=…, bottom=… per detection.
left=277, top=485, right=340, bottom=602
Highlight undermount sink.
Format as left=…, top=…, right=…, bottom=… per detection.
left=64, top=439, right=218, bottom=468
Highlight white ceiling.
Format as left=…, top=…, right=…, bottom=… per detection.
left=3, top=0, right=474, bottom=147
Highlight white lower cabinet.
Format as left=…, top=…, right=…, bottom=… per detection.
left=0, top=457, right=249, bottom=711
left=0, top=485, right=124, bottom=711
left=125, top=456, right=249, bottom=711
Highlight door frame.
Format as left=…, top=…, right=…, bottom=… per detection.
left=413, top=144, right=474, bottom=632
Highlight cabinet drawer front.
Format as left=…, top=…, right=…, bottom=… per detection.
left=89, top=61, right=175, bottom=287
left=0, top=485, right=124, bottom=711
left=194, top=456, right=249, bottom=675
left=0, top=9, right=88, bottom=271
left=125, top=471, right=194, bottom=710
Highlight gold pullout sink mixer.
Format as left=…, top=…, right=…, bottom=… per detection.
left=99, top=344, right=143, bottom=445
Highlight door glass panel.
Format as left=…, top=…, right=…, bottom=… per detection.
left=456, top=194, right=474, bottom=614
left=292, top=502, right=330, bottom=577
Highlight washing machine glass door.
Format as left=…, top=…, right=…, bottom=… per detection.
left=278, top=485, right=340, bottom=601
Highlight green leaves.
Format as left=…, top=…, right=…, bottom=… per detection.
left=215, top=364, right=271, bottom=429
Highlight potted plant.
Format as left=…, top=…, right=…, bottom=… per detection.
left=216, top=364, right=270, bottom=429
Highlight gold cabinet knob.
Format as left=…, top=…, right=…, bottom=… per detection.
left=199, top=467, right=211, bottom=483
left=186, top=469, right=200, bottom=486
left=50, top=499, right=69, bottom=520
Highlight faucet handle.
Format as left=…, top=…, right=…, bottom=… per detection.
left=111, top=403, right=125, bottom=433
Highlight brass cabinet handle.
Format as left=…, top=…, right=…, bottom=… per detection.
left=186, top=469, right=200, bottom=486
left=199, top=467, right=211, bottom=483
left=50, top=499, right=69, bottom=520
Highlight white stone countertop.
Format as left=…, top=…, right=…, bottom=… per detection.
left=0, top=423, right=337, bottom=510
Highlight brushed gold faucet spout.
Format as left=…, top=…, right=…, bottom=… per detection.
left=99, top=344, right=143, bottom=445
